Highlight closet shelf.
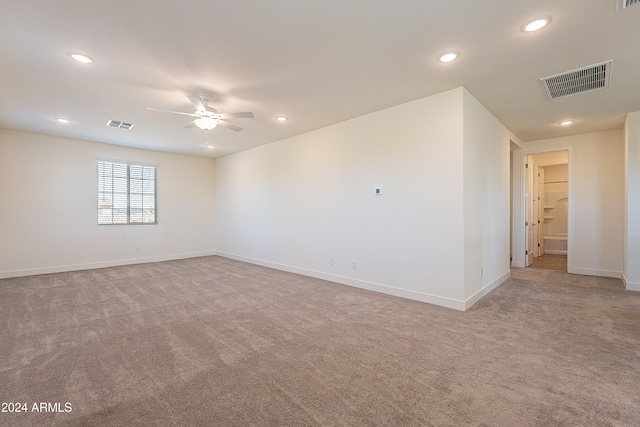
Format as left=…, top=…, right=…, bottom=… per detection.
left=544, top=235, right=567, bottom=240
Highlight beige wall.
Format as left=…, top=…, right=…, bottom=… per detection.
left=513, top=129, right=625, bottom=277
left=543, top=164, right=568, bottom=183
left=462, top=89, right=514, bottom=303
left=0, top=129, right=216, bottom=277
left=530, top=151, right=568, bottom=167
left=215, top=88, right=516, bottom=310
left=624, top=112, right=640, bottom=290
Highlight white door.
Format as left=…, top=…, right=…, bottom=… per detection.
left=537, top=167, right=545, bottom=256
left=525, top=156, right=534, bottom=266
left=533, top=164, right=540, bottom=257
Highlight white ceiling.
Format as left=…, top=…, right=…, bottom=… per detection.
left=1, top=0, right=639, bottom=158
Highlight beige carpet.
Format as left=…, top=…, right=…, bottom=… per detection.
left=1, top=256, right=639, bottom=426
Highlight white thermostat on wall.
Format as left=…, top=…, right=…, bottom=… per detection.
left=375, top=187, right=384, bottom=195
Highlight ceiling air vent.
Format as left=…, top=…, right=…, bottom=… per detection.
left=618, top=0, right=640, bottom=10
left=107, top=120, right=134, bottom=129
left=540, top=60, right=612, bottom=100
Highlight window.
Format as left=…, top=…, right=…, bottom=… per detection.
left=97, top=160, right=157, bottom=224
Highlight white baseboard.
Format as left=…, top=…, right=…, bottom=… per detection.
left=571, top=267, right=622, bottom=279
left=217, top=251, right=468, bottom=311
left=0, top=251, right=217, bottom=279
left=623, top=273, right=640, bottom=292
left=464, top=270, right=511, bottom=310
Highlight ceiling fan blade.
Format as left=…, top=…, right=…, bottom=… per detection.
left=187, top=94, right=206, bottom=112
left=183, top=121, right=196, bottom=128
left=217, top=120, right=243, bottom=132
left=147, top=107, right=199, bottom=118
left=217, top=112, right=255, bottom=119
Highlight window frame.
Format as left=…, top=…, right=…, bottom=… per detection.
left=97, top=160, right=158, bottom=225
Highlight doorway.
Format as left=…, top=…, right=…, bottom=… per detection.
left=524, top=151, right=569, bottom=271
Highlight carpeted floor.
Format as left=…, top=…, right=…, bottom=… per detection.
left=1, top=256, right=639, bottom=426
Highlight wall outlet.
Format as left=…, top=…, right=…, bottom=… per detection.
left=330, top=257, right=335, bottom=266
left=352, top=260, right=358, bottom=269
left=375, top=187, right=384, bottom=195
left=135, top=246, right=141, bottom=253
left=480, top=268, right=483, bottom=277
left=249, top=245, right=253, bottom=252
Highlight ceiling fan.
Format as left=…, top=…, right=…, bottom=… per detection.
left=147, top=93, right=254, bottom=132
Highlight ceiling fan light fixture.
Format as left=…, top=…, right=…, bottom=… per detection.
left=195, top=117, right=218, bottom=130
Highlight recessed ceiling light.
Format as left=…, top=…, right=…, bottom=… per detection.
left=437, top=51, right=459, bottom=63
left=54, top=118, right=69, bottom=123
left=522, top=16, right=552, bottom=32
left=559, top=120, right=574, bottom=126
left=276, top=116, right=288, bottom=122
left=67, top=52, right=94, bottom=64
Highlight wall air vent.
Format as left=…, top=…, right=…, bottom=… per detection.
left=107, top=120, right=134, bottom=129
left=540, top=60, right=612, bottom=100
left=618, top=0, right=640, bottom=10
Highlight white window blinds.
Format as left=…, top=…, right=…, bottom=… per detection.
left=97, top=161, right=157, bottom=225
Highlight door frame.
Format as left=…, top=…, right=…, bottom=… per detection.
left=512, top=147, right=573, bottom=271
